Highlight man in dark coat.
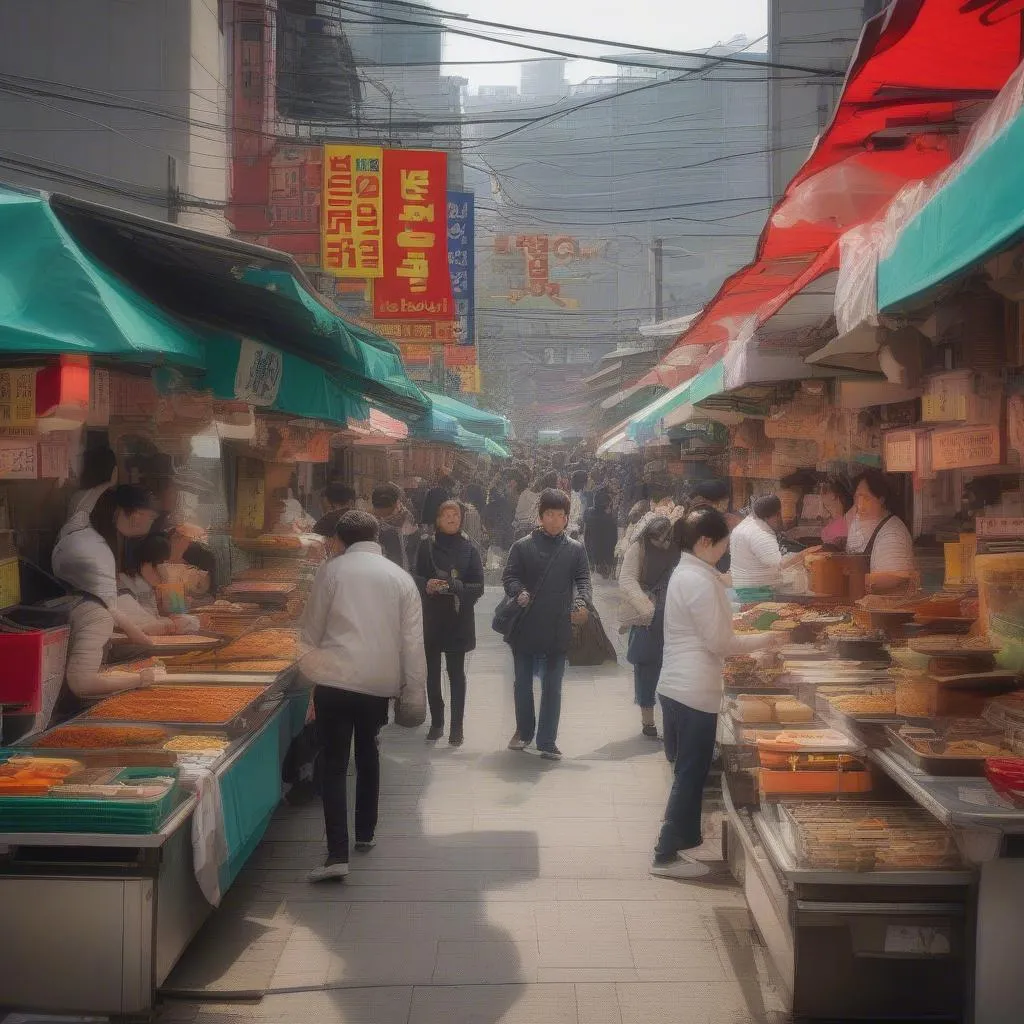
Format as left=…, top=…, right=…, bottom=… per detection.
left=502, top=488, right=592, bottom=760
left=371, top=484, right=410, bottom=571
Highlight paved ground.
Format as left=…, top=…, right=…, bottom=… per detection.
left=157, top=581, right=787, bottom=1024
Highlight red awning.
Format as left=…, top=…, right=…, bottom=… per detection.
left=644, top=0, right=1024, bottom=390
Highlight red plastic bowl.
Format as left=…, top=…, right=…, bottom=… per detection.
left=985, top=758, right=1024, bottom=808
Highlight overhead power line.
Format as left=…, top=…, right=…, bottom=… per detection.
left=335, top=0, right=843, bottom=77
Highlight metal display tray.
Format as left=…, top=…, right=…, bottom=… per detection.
left=884, top=726, right=1008, bottom=777
left=82, top=687, right=280, bottom=738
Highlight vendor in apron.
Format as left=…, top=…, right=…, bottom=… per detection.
left=50, top=483, right=163, bottom=722
left=846, top=469, right=916, bottom=593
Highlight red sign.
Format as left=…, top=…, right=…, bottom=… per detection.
left=359, top=319, right=457, bottom=343
left=372, top=150, right=454, bottom=320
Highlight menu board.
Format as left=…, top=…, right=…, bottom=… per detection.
left=234, top=463, right=266, bottom=532
left=884, top=430, right=917, bottom=473
left=931, top=425, right=1002, bottom=470
left=0, top=369, right=37, bottom=427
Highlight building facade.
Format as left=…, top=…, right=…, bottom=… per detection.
left=463, top=43, right=771, bottom=433
left=0, top=0, right=230, bottom=234
left=768, top=0, right=887, bottom=199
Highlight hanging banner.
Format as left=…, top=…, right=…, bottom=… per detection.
left=234, top=339, right=284, bottom=407
left=322, top=145, right=384, bottom=279
left=373, top=149, right=454, bottom=321
left=447, top=191, right=475, bottom=345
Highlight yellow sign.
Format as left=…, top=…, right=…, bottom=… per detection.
left=451, top=364, right=481, bottom=394
left=0, top=556, right=20, bottom=609
left=0, top=369, right=36, bottom=426
left=322, top=145, right=384, bottom=279
left=234, top=465, right=266, bottom=532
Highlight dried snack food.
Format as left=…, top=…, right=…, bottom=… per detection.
left=84, top=685, right=266, bottom=724
left=828, top=692, right=896, bottom=715
left=36, top=725, right=168, bottom=749
left=166, top=659, right=292, bottom=675
left=163, top=734, right=230, bottom=753
left=164, top=628, right=299, bottom=666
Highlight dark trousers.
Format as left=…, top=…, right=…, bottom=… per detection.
left=314, top=685, right=390, bottom=861
left=512, top=648, right=567, bottom=751
left=655, top=696, right=718, bottom=861
left=426, top=647, right=467, bottom=733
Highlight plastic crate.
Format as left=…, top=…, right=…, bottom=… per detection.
left=0, top=760, right=180, bottom=834
left=0, top=623, right=69, bottom=714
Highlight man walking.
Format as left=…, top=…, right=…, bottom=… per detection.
left=502, top=488, right=592, bottom=760
left=300, top=511, right=426, bottom=882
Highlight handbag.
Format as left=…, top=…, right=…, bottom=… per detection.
left=492, top=536, right=568, bottom=643
left=568, top=602, right=618, bottom=666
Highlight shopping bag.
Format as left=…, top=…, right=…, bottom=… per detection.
left=568, top=605, right=618, bottom=666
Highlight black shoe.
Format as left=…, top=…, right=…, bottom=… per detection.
left=426, top=725, right=444, bottom=743
left=538, top=745, right=563, bottom=761
left=354, top=840, right=376, bottom=853
left=449, top=730, right=464, bottom=747
left=642, top=724, right=659, bottom=740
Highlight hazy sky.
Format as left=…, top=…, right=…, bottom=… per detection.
left=442, top=0, right=769, bottom=88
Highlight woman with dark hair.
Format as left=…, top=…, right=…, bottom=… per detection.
left=651, top=508, right=781, bottom=879
left=50, top=484, right=162, bottom=722
left=619, top=515, right=680, bottom=739
left=819, top=478, right=854, bottom=547
left=583, top=489, right=618, bottom=578
left=847, top=469, right=915, bottom=589
left=414, top=500, right=485, bottom=746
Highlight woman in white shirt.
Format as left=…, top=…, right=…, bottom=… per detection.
left=652, top=507, right=781, bottom=879
left=846, top=469, right=915, bottom=592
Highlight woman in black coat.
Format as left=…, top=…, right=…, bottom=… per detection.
left=414, top=500, right=485, bottom=746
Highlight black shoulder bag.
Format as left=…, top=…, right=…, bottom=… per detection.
left=492, top=537, right=567, bottom=643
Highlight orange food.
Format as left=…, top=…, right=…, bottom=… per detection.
left=166, top=659, right=291, bottom=674
left=164, top=628, right=298, bottom=667
left=37, top=725, right=169, bottom=749
left=84, top=685, right=266, bottom=724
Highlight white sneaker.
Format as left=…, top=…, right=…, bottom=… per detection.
left=508, top=732, right=528, bottom=751
left=308, top=859, right=349, bottom=883
left=650, top=853, right=711, bottom=879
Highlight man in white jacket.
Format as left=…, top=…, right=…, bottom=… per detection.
left=300, top=511, right=427, bottom=882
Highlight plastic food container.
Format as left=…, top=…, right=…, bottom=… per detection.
left=984, top=758, right=1024, bottom=808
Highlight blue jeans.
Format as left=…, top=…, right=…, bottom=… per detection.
left=512, top=649, right=567, bottom=751
left=655, top=696, right=718, bottom=860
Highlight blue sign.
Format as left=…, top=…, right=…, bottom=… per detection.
left=447, top=191, right=475, bottom=346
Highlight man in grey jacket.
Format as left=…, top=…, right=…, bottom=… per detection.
left=300, top=511, right=427, bottom=882
left=502, top=489, right=592, bottom=760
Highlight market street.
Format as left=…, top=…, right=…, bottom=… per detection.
left=155, top=581, right=786, bottom=1024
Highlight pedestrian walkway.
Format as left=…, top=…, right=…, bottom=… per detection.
left=158, top=582, right=787, bottom=1024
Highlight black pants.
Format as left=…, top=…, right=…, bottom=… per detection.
left=426, top=647, right=467, bottom=733
left=654, top=696, right=718, bottom=861
left=314, top=685, right=390, bottom=861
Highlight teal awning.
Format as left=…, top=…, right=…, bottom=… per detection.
left=201, top=334, right=368, bottom=425
left=626, top=361, right=724, bottom=440
left=879, top=106, right=1024, bottom=312
left=412, top=406, right=509, bottom=457
left=0, top=187, right=206, bottom=367
left=424, top=390, right=511, bottom=440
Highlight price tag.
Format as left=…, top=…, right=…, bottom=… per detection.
left=235, top=467, right=265, bottom=531
left=0, top=369, right=37, bottom=426
left=0, top=556, right=20, bottom=609
left=0, top=441, right=37, bottom=479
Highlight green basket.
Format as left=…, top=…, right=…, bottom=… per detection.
left=0, top=756, right=180, bottom=834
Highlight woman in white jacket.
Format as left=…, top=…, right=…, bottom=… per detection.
left=651, top=507, right=780, bottom=880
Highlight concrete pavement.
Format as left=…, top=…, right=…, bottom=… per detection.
left=158, top=581, right=787, bottom=1024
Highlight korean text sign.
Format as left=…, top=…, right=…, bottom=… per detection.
left=373, top=149, right=454, bottom=320
left=447, top=191, right=475, bottom=344
left=322, top=145, right=384, bottom=278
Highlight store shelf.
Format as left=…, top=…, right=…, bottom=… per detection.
left=872, top=748, right=1024, bottom=835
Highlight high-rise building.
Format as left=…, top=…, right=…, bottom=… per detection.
left=0, top=0, right=230, bottom=234
left=768, top=0, right=887, bottom=199
left=463, top=40, right=771, bottom=432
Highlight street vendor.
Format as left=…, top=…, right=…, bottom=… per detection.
left=118, top=533, right=200, bottom=635
left=729, top=495, right=820, bottom=590
left=846, top=469, right=915, bottom=591
left=819, top=478, right=854, bottom=547
left=50, top=483, right=164, bottom=719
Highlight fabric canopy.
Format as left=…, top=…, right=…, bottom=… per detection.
left=49, top=192, right=429, bottom=419
left=412, top=406, right=509, bottom=458
left=626, top=362, right=725, bottom=441
left=633, top=0, right=1024, bottom=392
left=0, top=186, right=206, bottom=367
left=201, top=334, right=368, bottom=425
left=878, top=98, right=1024, bottom=312
left=424, top=391, right=512, bottom=440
